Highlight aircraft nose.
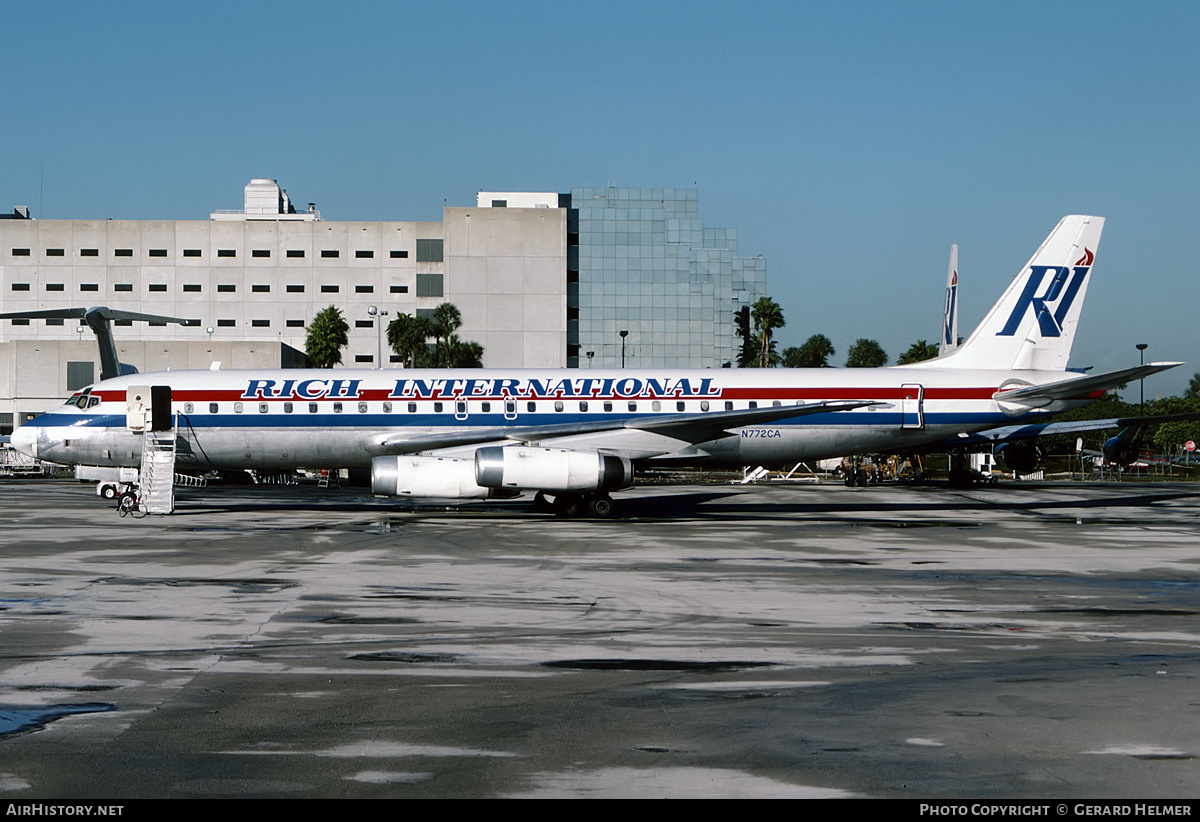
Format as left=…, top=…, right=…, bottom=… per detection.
left=10, top=423, right=38, bottom=459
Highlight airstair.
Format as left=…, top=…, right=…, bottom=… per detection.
left=139, top=417, right=177, bottom=514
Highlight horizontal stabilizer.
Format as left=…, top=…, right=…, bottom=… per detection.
left=994, top=362, right=1184, bottom=405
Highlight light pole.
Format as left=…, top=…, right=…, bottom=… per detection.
left=586, top=351, right=594, bottom=368
left=1136, top=343, right=1148, bottom=412
left=619, top=330, right=628, bottom=368
left=368, top=305, right=388, bottom=369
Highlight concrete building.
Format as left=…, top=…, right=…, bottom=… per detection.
left=0, top=180, right=566, bottom=431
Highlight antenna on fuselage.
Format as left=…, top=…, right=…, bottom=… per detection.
left=0, top=306, right=196, bottom=380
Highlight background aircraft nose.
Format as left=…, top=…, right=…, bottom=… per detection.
left=11, top=424, right=37, bottom=458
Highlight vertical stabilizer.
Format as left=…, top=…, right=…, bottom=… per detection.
left=930, top=215, right=1103, bottom=371
left=940, top=244, right=959, bottom=356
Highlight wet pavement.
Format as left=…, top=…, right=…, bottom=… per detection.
left=0, top=479, right=1197, bottom=798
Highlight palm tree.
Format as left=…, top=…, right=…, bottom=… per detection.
left=751, top=297, right=785, bottom=368
left=784, top=334, right=836, bottom=368
left=896, top=339, right=939, bottom=365
left=304, top=306, right=349, bottom=368
left=387, top=313, right=434, bottom=368
left=845, top=338, right=888, bottom=368
left=1187, top=372, right=1200, bottom=399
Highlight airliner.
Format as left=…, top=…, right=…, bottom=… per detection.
left=10, top=215, right=1182, bottom=515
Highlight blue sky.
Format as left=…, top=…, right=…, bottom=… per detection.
left=4, top=1, right=1198, bottom=396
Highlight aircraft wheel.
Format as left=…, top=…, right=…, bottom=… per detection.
left=855, top=469, right=869, bottom=487
left=588, top=496, right=615, bottom=518
left=533, top=491, right=554, bottom=513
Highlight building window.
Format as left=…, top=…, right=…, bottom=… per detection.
left=390, top=250, right=408, bottom=258
left=252, top=249, right=270, bottom=258
left=251, top=284, right=270, bottom=293
left=355, top=355, right=373, bottom=363
left=416, top=273, right=444, bottom=297
left=114, top=283, right=133, bottom=292
left=389, top=285, right=409, bottom=293
left=113, top=319, right=132, bottom=327
left=10, top=318, right=30, bottom=326
left=320, top=249, right=339, bottom=258
left=320, top=285, right=339, bottom=293
left=148, top=284, right=167, bottom=292
left=148, top=249, right=168, bottom=257
left=217, top=319, right=236, bottom=327
left=217, top=284, right=236, bottom=293
left=251, top=319, right=270, bottom=328
left=355, top=285, right=374, bottom=294
left=81, top=248, right=99, bottom=257
left=114, top=249, right=133, bottom=257
left=182, top=284, right=202, bottom=293
left=66, top=362, right=95, bottom=391
left=10, top=283, right=30, bottom=291
left=491, top=200, right=507, bottom=207
left=286, top=319, right=304, bottom=328
left=183, top=248, right=202, bottom=257
left=46, top=248, right=65, bottom=257
left=355, top=320, right=373, bottom=328
left=80, top=283, right=99, bottom=292
left=217, top=249, right=236, bottom=258
left=46, top=318, right=64, bottom=326
left=11, top=248, right=30, bottom=256
left=286, top=249, right=305, bottom=258
left=415, top=239, right=443, bottom=262
left=148, top=321, right=166, bottom=327
left=355, top=250, right=374, bottom=259
left=286, top=284, right=304, bottom=293
left=46, top=283, right=65, bottom=292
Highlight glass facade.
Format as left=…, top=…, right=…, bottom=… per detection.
left=569, top=187, right=766, bottom=369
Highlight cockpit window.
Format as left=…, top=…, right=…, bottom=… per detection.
left=86, top=396, right=101, bottom=408
left=65, top=389, right=91, bottom=408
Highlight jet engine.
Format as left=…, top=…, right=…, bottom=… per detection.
left=996, top=441, right=1042, bottom=474
left=1102, top=427, right=1141, bottom=466
left=474, top=446, right=633, bottom=493
left=371, top=455, right=492, bottom=499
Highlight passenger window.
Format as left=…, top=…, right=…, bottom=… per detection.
left=358, top=402, right=368, bottom=413
left=749, top=401, right=758, bottom=409
left=604, top=401, right=613, bottom=412
left=652, top=400, right=661, bottom=412
left=579, top=401, right=588, bottom=412
left=234, top=402, right=243, bottom=413
left=209, top=403, right=218, bottom=413
left=554, top=401, right=564, bottom=412
left=333, top=402, right=343, bottom=413
left=481, top=402, right=491, bottom=413
left=433, top=402, right=443, bottom=413
left=284, top=402, right=293, bottom=413
left=456, top=400, right=466, bottom=415
left=527, top=401, right=536, bottom=412
left=677, top=401, right=686, bottom=412
left=259, top=403, right=269, bottom=414
left=725, top=401, right=734, bottom=411
left=309, top=402, right=318, bottom=413
left=408, top=402, right=417, bottom=413
left=628, top=401, right=637, bottom=412
left=700, top=400, right=709, bottom=412
left=183, top=402, right=194, bottom=414
left=382, top=401, right=392, bottom=413
left=772, top=400, right=781, bottom=407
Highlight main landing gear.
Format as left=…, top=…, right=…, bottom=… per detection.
left=533, top=491, right=616, bottom=518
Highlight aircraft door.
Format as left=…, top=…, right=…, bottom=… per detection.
left=900, top=383, right=925, bottom=430
left=455, top=399, right=469, bottom=421
left=504, top=399, right=517, bottom=421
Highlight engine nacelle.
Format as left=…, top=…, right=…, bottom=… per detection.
left=996, top=441, right=1042, bottom=474
left=371, top=455, right=491, bottom=499
left=1103, top=430, right=1141, bottom=466
left=474, top=446, right=633, bottom=492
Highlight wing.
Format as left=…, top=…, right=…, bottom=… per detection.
left=371, top=400, right=879, bottom=459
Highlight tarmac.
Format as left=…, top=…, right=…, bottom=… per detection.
left=0, top=478, right=1198, bottom=799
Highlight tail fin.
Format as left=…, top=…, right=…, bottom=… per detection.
left=930, top=215, right=1104, bottom=371
left=939, top=243, right=959, bottom=355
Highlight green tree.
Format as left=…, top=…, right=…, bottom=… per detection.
left=784, top=334, right=836, bottom=368
left=304, top=306, right=350, bottom=368
left=734, top=305, right=755, bottom=367
left=386, top=313, right=434, bottom=368
left=1187, top=373, right=1200, bottom=399
left=896, top=339, right=939, bottom=365
left=751, top=297, right=785, bottom=368
left=430, top=303, right=465, bottom=367
left=845, top=338, right=888, bottom=368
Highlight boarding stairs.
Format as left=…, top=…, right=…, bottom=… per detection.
left=139, top=416, right=178, bottom=514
